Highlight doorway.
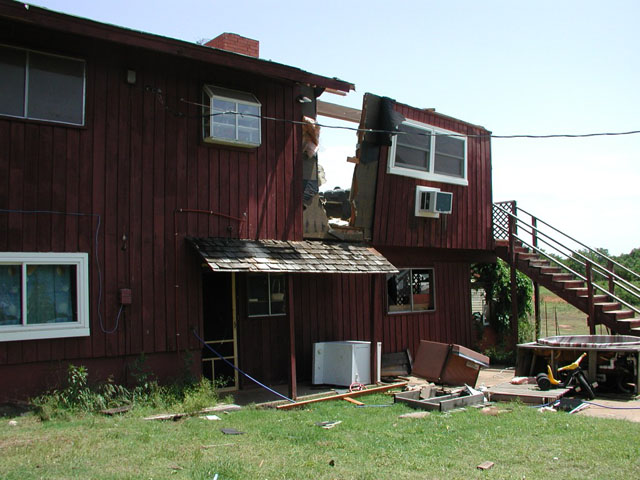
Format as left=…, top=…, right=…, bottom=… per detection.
left=201, top=272, right=239, bottom=391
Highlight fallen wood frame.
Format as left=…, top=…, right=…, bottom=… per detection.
left=276, top=382, right=407, bottom=410
left=394, top=389, right=485, bottom=412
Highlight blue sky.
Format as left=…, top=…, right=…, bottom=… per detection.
left=26, top=0, right=640, bottom=255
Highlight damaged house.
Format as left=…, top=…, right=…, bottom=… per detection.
left=0, top=1, right=494, bottom=400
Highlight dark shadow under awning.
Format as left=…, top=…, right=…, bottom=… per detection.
left=187, top=237, right=398, bottom=274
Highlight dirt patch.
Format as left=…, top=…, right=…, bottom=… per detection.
left=577, top=398, right=640, bottom=423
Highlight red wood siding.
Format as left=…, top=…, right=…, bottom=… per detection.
left=0, top=29, right=302, bottom=369
left=373, top=104, right=493, bottom=252
left=291, top=266, right=472, bottom=381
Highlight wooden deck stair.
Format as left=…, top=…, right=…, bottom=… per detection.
left=495, top=240, right=640, bottom=336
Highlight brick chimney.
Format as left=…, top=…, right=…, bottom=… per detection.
left=205, top=33, right=259, bottom=58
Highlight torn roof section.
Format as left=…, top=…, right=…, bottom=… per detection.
left=187, top=237, right=398, bottom=274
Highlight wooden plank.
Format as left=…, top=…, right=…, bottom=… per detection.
left=277, top=382, right=407, bottom=410
left=288, top=274, right=297, bottom=400
left=316, top=100, right=361, bottom=123
left=486, top=382, right=570, bottom=405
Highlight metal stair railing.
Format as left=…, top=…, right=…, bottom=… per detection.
left=493, top=202, right=640, bottom=319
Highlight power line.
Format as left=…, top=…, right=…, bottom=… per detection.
left=148, top=87, right=640, bottom=140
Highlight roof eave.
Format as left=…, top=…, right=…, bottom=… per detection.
left=2, top=1, right=354, bottom=92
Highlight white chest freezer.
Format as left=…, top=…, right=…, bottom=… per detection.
left=312, top=341, right=381, bottom=386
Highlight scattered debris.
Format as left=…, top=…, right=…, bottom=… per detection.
left=168, top=465, right=183, bottom=471
left=555, top=398, right=589, bottom=414
left=144, top=404, right=241, bottom=421
left=381, top=349, right=413, bottom=377
left=221, top=428, right=245, bottom=435
left=100, top=405, right=132, bottom=416
left=200, top=415, right=221, bottom=421
left=343, top=397, right=364, bottom=406
left=329, top=459, right=335, bottom=467
left=394, top=386, right=485, bottom=412
left=8, top=420, right=18, bottom=426
left=315, top=420, right=342, bottom=429
left=143, top=413, right=187, bottom=421
left=480, top=406, right=510, bottom=416
left=477, top=461, right=495, bottom=470
left=277, top=382, right=407, bottom=410
left=259, top=460, right=264, bottom=468
left=398, top=411, right=430, bottom=419
left=538, top=406, right=557, bottom=413
left=200, top=444, right=233, bottom=449
left=511, top=376, right=536, bottom=385
left=201, top=404, right=242, bottom=413
left=486, top=382, right=571, bottom=405
left=412, top=340, right=489, bottom=387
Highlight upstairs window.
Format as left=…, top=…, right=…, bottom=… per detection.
left=388, top=119, right=467, bottom=186
left=387, top=268, right=435, bottom=313
left=0, top=253, right=90, bottom=342
left=0, top=45, right=86, bottom=126
left=202, top=85, right=261, bottom=147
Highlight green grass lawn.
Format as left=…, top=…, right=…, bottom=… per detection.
left=3, top=393, right=640, bottom=479
left=537, top=287, right=610, bottom=337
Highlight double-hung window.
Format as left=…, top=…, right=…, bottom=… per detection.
left=202, top=85, right=261, bottom=147
left=0, top=253, right=90, bottom=342
left=247, top=273, right=286, bottom=317
left=387, top=268, right=435, bottom=313
left=388, top=119, right=467, bottom=186
left=0, top=45, right=86, bottom=125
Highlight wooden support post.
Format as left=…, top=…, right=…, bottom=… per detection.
left=531, top=216, right=540, bottom=339
left=287, top=275, right=297, bottom=400
left=587, top=350, right=597, bottom=383
left=586, top=261, right=596, bottom=335
left=509, top=215, right=519, bottom=347
left=370, top=274, right=379, bottom=384
left=534, top=282, right=541, bottom=340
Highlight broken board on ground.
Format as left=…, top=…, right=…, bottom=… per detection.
left=394, top=389, right=485, bottom=412
left=486, top=382, right=570, bottom=405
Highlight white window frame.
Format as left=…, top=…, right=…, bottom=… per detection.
left=0, top=252, right=90, bottom=342
left=387, top=119, right=468, bottom=186
left=386, top=267, right=436, bottom=314
left=0, top=44, right=86, bottom=126
left=202, top=85, right=261, bottom=147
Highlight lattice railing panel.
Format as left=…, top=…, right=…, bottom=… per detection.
left=493, top=201, right=515, bottom=240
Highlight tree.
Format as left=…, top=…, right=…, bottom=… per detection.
left=472, top=259, right=533, bottom=342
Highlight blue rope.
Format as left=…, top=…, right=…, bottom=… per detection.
left=191, top=329, right=295, bottom=403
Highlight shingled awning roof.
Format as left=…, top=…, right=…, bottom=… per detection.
left=187, top=238, right=398, bottom=274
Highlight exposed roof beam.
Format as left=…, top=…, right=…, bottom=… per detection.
left=316, top=100, right=362, bottom=123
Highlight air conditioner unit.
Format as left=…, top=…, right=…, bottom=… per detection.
left=415, top=186, right=453, bottom=218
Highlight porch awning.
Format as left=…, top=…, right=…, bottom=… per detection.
left=187, top=237, right=398, bottom=274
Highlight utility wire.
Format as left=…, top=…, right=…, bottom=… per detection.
left=146, top=88, right=640, bottom=141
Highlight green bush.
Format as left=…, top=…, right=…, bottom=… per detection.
left=32, top=361, right=221, bottom=420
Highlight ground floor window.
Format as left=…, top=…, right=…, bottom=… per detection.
left=0, top=252, right=90, bottom=341
left=247, top=273, right=286, bottom=317
left=387, top=268, right=435, bottom=313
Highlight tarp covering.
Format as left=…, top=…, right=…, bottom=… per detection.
left=188, top=237, right=398, bottom=274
